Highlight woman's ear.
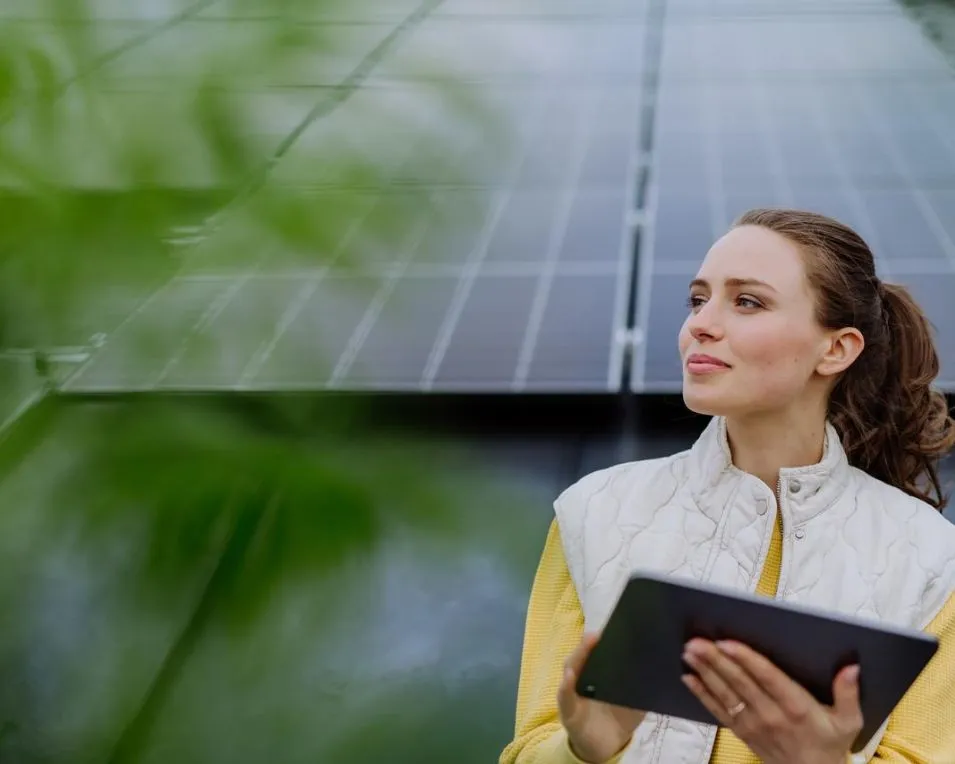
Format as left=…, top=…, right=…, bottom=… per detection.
left=816, top=327, right=864, bottom=379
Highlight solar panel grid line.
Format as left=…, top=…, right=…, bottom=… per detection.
left=61, top=270, right=181, bottom=389
left=786, top=43, right=893, bottom=278
left=236, top=277, right=326, bottom=387
left=888, top=258, right=955, bottom=275
left=652, top=258, right=705, bottom=275
left=418, top=85, right=553, bottom=390
left=626, top=0, right=671, bottom=395
left=606, top=104, right=645, bottom=389
left=232, top=193, right=385, bottom=385
left=59, top=278, right=243, bottom=392
left=904, top=82, right=955, bottom=169
left=152, top=272, right=252, bottom=386
left=202, top=3, right=444, bottom=233
left=326, top=206, right=435, bottom=386
left=59, top=4, right=434, bottom=391
left=625, top=23, right=677, bottom=388
left=631, top=170, right=660, bottom=392
left=847, top=81, right=955, bottom=271
left=418, top=187, right=511, bottom=389
left=0, top=0, right=222, bottom=127
left=511, top=89, right=599, bottom=391
left=326, top=267, right=406, bottom=386
left=173, top=260, right=623, bottom=281
left=749, top=74, right=795, bottom=207
left=701, top=82, right=730, bottom=237
left=164, top=6, right=431, bottom=238
left=229, top=127, right=457, bottom=388
left=150, top=230, right=293, bottom=385
left=392, top=260, right=626, bottom=278
left=690, top=23, right=737, bottom=233
left=65, top=188, right=379, bottom=391
left=256, top=4, right=444, bottom=162
left=783, top=42, right=894, bottom=256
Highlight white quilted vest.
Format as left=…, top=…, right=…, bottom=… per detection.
left=554, top=416, right=955, bottom=764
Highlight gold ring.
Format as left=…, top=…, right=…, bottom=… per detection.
left=728, top=701, right=746, bottom=718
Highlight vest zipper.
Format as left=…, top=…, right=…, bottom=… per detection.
left=776, top=476, right=787, bottom=601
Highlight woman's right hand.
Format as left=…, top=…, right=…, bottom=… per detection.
left=558, top=631, right=646, bottom=763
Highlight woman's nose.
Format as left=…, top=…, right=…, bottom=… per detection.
left=687, top=303, right=723, bottom=342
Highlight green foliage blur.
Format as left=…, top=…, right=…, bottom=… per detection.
left=0, top=1, right=535, bottom=762
left=0, top=0, right=508, bottom=352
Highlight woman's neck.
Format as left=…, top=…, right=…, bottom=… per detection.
left=724, top=411, right=828, bottom=493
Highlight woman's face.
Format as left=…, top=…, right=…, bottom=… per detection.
left=678, top=225, right=834, bottom=418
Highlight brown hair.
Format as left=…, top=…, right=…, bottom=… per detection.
left=733, top=208, right=955, bottom=510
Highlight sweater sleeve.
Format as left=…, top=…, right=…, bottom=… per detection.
left=498, top=519, right=627, bottom=764
left=871, top=590, right=955, bottom=762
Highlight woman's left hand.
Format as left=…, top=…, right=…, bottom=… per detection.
left=681, top=638, right=863, bottom=764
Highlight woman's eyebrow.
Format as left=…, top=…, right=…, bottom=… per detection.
left=689, top=277, right=777, bottom=292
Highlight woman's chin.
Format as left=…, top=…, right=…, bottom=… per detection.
left=682, top=379, right=732, bottom=416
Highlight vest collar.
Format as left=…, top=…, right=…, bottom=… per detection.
left=688, top=415, right=852, bottom=525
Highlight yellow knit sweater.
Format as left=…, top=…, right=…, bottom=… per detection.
left=500, top=515, right=955, bottom=763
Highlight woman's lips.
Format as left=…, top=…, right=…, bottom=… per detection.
left=686, top=354, right=731, bottom=375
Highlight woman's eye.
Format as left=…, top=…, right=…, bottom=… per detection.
left=686, top=294, right=705, bottom=310
left=737, top=295, right=763, bottom=309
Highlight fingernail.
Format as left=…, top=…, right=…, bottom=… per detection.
left=564, top=668, right=574, bottom=683
left=715, top=641, right=735, bottom=655
left=845, top=665, right=860, bottom=683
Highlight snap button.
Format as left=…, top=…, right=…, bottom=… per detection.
left=756, top=498, right=768, bottom=516
left=789, top=479, right=802, bottom=494
left=794, top=529, right=806, bottom=540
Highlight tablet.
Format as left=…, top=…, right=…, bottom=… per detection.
left=575, top=571, right=939, bottom=753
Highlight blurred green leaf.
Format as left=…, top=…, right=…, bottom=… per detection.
left=0, top=0, right=508, bottom=357
left=0, top=1, right=531, bottom=762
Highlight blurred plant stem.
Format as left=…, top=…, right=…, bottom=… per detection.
left=107, top=493, right=274, bottom=764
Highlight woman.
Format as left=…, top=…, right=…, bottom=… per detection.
left=499, top=209, right=955, bottom=764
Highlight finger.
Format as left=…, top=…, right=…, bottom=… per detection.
left=682, top=641, right=744, bottom=715
left=682, top=673, right=734, bottom=728
left=564, top=631, right=601, bottom=680
left=558, top=631, right=601, bottom=714
left=831, top=665, right=863, bottom=730
left=557, top=659, right=580, bottom=718
left=716, top=640, right=815, bottom=714
left=689, top=640, right=773, bottom=711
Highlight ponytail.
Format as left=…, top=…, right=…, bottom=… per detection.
left=733, top=208, right=955, bottom=510
left=831, top=281, right=955, bottom=510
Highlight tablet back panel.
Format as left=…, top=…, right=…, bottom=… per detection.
left=576, top=572, right=939, bottom=752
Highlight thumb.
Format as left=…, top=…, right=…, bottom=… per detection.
left=832, top=664, right=862, bottom=724
left=558, top=632, right=601, bottom=717
left=566, top=631, right=601, bottom=678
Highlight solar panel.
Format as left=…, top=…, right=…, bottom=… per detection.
left=63, top=4, right=646, bottom=393
left=632, top=1, right=955, bottom=393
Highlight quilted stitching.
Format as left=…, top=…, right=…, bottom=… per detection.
left=552, top=416, right=955, bottom=764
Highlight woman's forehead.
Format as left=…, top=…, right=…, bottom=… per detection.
left=697, top=226, right=808, bottom=288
